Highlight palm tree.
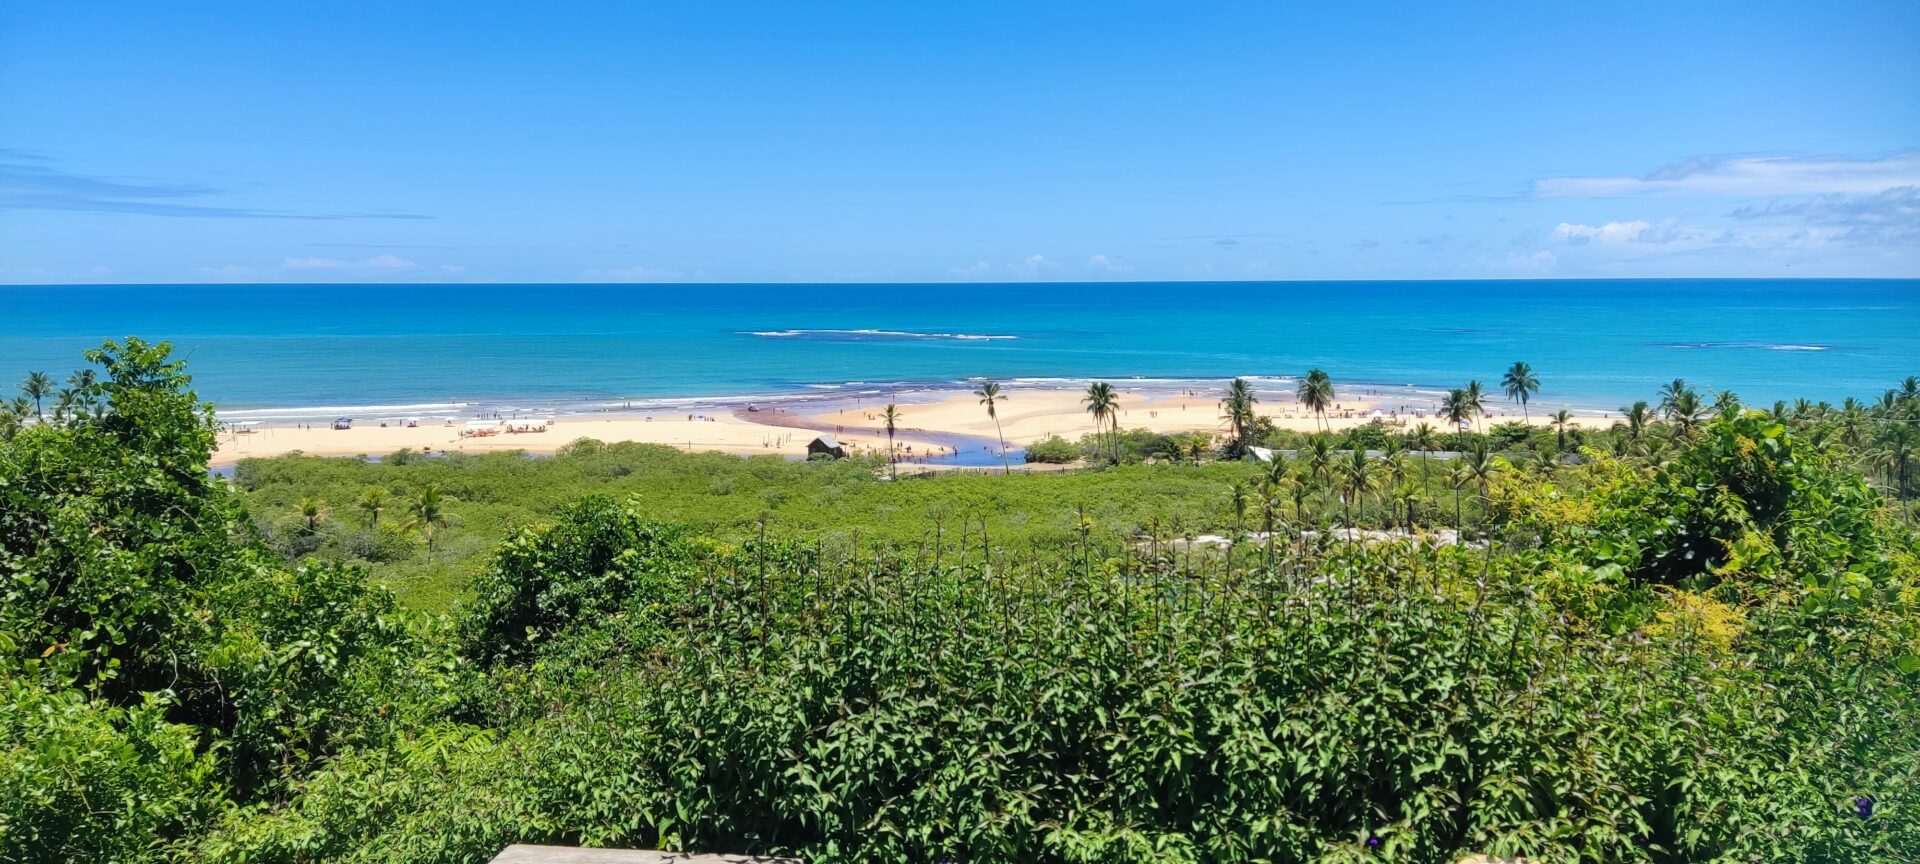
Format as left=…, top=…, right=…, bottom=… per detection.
left=975, top=382, right=1010, bottom=474
left=52, top=388, right=78, bottom=424
left=20, top=371, right=52, bottom=420
left=1668, top=390, right=1706, bottom=439
left=1876, top=422, right=1916, bottom=499
left=1712, top=389, right=1741, bottom=416
left=1441, top=389, right=1473, bottom=431
left=1459, top=441, right=1500, bottom=544
left=295, top=496, right=328, bottom=534
left=1082, top=382, right=1119, bottom=464
left=1899, top=376, right=1919, bottom=402
left=1501, top=362, right=1540, bottom=420
left=1381, top=450, right=1411, bottom=528
left=1302, top=435, right=1336, bottom=525
left=1340, top=447, right=1375, bottom=545
left=1410, top=421, right=1438, bottom=485
left=1393, top=483, right=1421, bottom=532
left=408, top=484, right=450, bottom=562
left=1220, top=378, right=1259, bottom=456
left=1658, top=378, right=1690, bottom=417
left=1296, top=369, right=1334, bottom=432
left=1549, top=409, right=1572, bottom=452
left=1464, top=380, right=1488, bottom=432
left=356, top=486, right=390, bottom=528
left=880, top=403, right=902, bottom=480
left=1619, top=401, right=1651, bottom=443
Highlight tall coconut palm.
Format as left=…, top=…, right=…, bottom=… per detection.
left=1440, top=389, right=1473, bottom=431
left=1658, top=378, right=1690, bottom=417
left=1082, top=382, right=1119, bottom=464
left=1301, top=435, right=1336, bottom=524
left=1381, top=450, right=1411, bottom=528
left=1549, top=409, right=1573, bottom=452
left=356, top=486, right=390, bottom=528
left=20, top=371, right=52, bottom=420
left=51, top=388, right=78, bottom=424
left=1668, top=390, right=1706, bottom=439
left=1459, top=440, right=1500, bottom=546
left=1340, top=447, right=1375, bottom=546
left=1501, top=361, right=1540, bottom=420
left=1712, top=389, right=1742, bottom=416
left=1877, top=422, right=1916, bottom=499
left=1464, top=380, right=1488, bottom=432
left=408, top=484, right=450, bottom=562
left=975, top=381, right=1010, bottom=474
left=1448, top=463, right=1469, bottom=534
left=1296, top=369, right=1334, bottom=432
left=880, top=403, right=902, bottom=480
left=1900, top=376, right=1919, bottom=402
left=1410, top=421, right=1438, bottom=485
left=1619, top=401, right=1651, bottom=443
left=1220, top=378, right=1259, bottom=457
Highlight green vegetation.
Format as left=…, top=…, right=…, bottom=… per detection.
left=3, top=341, right=1918, bottom=863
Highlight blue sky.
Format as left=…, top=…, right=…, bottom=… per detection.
left=2, top=2, right=1916, bottom=283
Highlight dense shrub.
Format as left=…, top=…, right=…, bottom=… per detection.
left=208, top=519, right=1920, bottom=864
left=5, top=343, right=1917, bottom=863
left=1024, top=435, right=1079, bottom=464
left=0, top=685, right=220, bottom=862
left=461, top=497, right=700, bottom=667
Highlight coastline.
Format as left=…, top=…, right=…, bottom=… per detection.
left=211, top=377, right=1616, bottom=468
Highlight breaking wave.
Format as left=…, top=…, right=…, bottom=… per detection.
left=744, top=328, right=1017, bottom=342
left=1654, top=342, right=1830, bottom=352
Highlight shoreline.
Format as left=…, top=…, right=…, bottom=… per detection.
left=211, top=377, right=1620, bottom=468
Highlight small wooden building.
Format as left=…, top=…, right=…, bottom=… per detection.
left=807, top=434, right=848, bottom=459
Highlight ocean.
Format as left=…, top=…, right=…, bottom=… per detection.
left=3, top=280, right=1915, bottom=421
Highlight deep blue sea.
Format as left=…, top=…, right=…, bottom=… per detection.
left=3, top=280, right=1915, bottom=419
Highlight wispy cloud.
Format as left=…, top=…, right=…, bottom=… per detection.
left=581, top=265, right=684, bottom=282
left=283, top=254, right=422, bottom=270
left=1728, top=185, right=1919, bottom=245
left=0, top=153, right=432, bottom=219
left=1536, top=152, right=1920, bottom=198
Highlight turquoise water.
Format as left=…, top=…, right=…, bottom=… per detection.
left=2, top=280, right=1915, bottom=417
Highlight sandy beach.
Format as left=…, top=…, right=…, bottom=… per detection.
left=213, top=382, right=1608, bottom=467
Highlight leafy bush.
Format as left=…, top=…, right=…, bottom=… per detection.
left=0, top=685, right=221, bottom=863
left=461, top=497, right=699, bottom=667
left=1024, top=435, right=1079, bottom=464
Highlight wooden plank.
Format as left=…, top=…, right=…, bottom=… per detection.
left=490, top=845, right=800, bottom=864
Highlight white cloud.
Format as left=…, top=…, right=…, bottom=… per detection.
left=1086, top=254, right=1130, bottom=273
left=1536, top=152, right=1920, bottom=198
left=1729, top=185, right=1920, bottom=245
left=1552, top=220, right=1653, bottom=244
left=949, top=261, right=992, bottom=276
left=582, top=265, right=683, bottom=282
left=283, top=254, right=421, bottom=271
left=193, top=264, right=255, bottom=278
left=1502, top=250, right=1556, bottom=273
left=283, top=256, right=347, bottom=269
